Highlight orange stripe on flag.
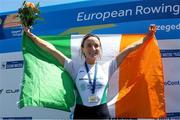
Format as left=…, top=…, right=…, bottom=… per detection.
left=115, top=34, right=166, bottom=118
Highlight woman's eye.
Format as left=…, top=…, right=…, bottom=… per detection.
left=87, top=44, right=92, bottom=48
left=94, top=44, right=99, bottom=48
left=86, top=43, right=99, bottom=48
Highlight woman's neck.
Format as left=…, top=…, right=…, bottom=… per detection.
left=85, top=58, right=96, bottom=65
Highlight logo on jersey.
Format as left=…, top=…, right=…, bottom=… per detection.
left=80, top=83, right=86, bottom=91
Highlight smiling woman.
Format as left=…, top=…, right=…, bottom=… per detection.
left=22, top=24, right=157, bottom=119
left=80, top=34, right=102, bottom=64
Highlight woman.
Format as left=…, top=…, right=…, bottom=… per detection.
left=23, top=25, right=156, bottom=119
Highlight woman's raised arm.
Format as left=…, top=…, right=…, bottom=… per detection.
left=115, top=25, right=156, bottom=67
left=23, top=27, right=68, bottom=66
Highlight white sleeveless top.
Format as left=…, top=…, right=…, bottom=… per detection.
left=64, top=59, right=117, bottom=107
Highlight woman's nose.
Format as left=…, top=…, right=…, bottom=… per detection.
left=91, top=45, right=96, bottom=50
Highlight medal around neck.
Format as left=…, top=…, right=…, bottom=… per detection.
left=88, top=95, right=99, bottom=103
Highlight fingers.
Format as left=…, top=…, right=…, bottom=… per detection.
left=23, top=27, right=28, bottom=32
left=149, top=24, right=156, bottom=33
left=145, top=24, right=156, bottom=40
left=22, top=26, right=30, bottom=33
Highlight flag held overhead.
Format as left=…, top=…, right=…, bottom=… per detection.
left=19, top=33, right=166, bottom=118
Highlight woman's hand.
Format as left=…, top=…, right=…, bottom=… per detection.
left=147, top=24, right=156, bottom=39
left=23, top=26, right=31, bottom=34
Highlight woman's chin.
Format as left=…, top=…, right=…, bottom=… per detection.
left=90, top=56, right=98, bottom=60
left=86, top=56, right=98, bottom=62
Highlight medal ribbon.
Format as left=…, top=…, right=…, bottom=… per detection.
left=84, top=62, right=97, bottom=94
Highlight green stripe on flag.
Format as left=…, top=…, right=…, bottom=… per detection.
left=41, top=35, right=71, bottom=59
left=19, top=33, right=75, bottom=112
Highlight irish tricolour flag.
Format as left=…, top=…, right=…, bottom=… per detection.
left=19, top=33, right=166, bottom=118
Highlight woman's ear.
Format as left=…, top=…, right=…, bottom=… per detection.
left=81, top=47, right=85, bottom=57
left=81, top=47, right=84, bottom=53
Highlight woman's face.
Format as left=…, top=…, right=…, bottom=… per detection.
left=82, top=36, right=101, bottom=62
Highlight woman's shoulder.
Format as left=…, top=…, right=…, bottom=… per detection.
left=100, top=59, right=117, bottom=67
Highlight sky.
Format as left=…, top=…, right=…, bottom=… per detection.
left=0, top=0, right=88, bottom=14
left=0, top=0, right=138, bottom=14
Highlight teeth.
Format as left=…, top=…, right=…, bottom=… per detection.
left=89, top=52, right=97, bottom=56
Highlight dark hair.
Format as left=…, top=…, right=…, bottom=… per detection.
left=81, top=34, right=101, bottom=48
left=80, top=33, right=102, bottom=58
